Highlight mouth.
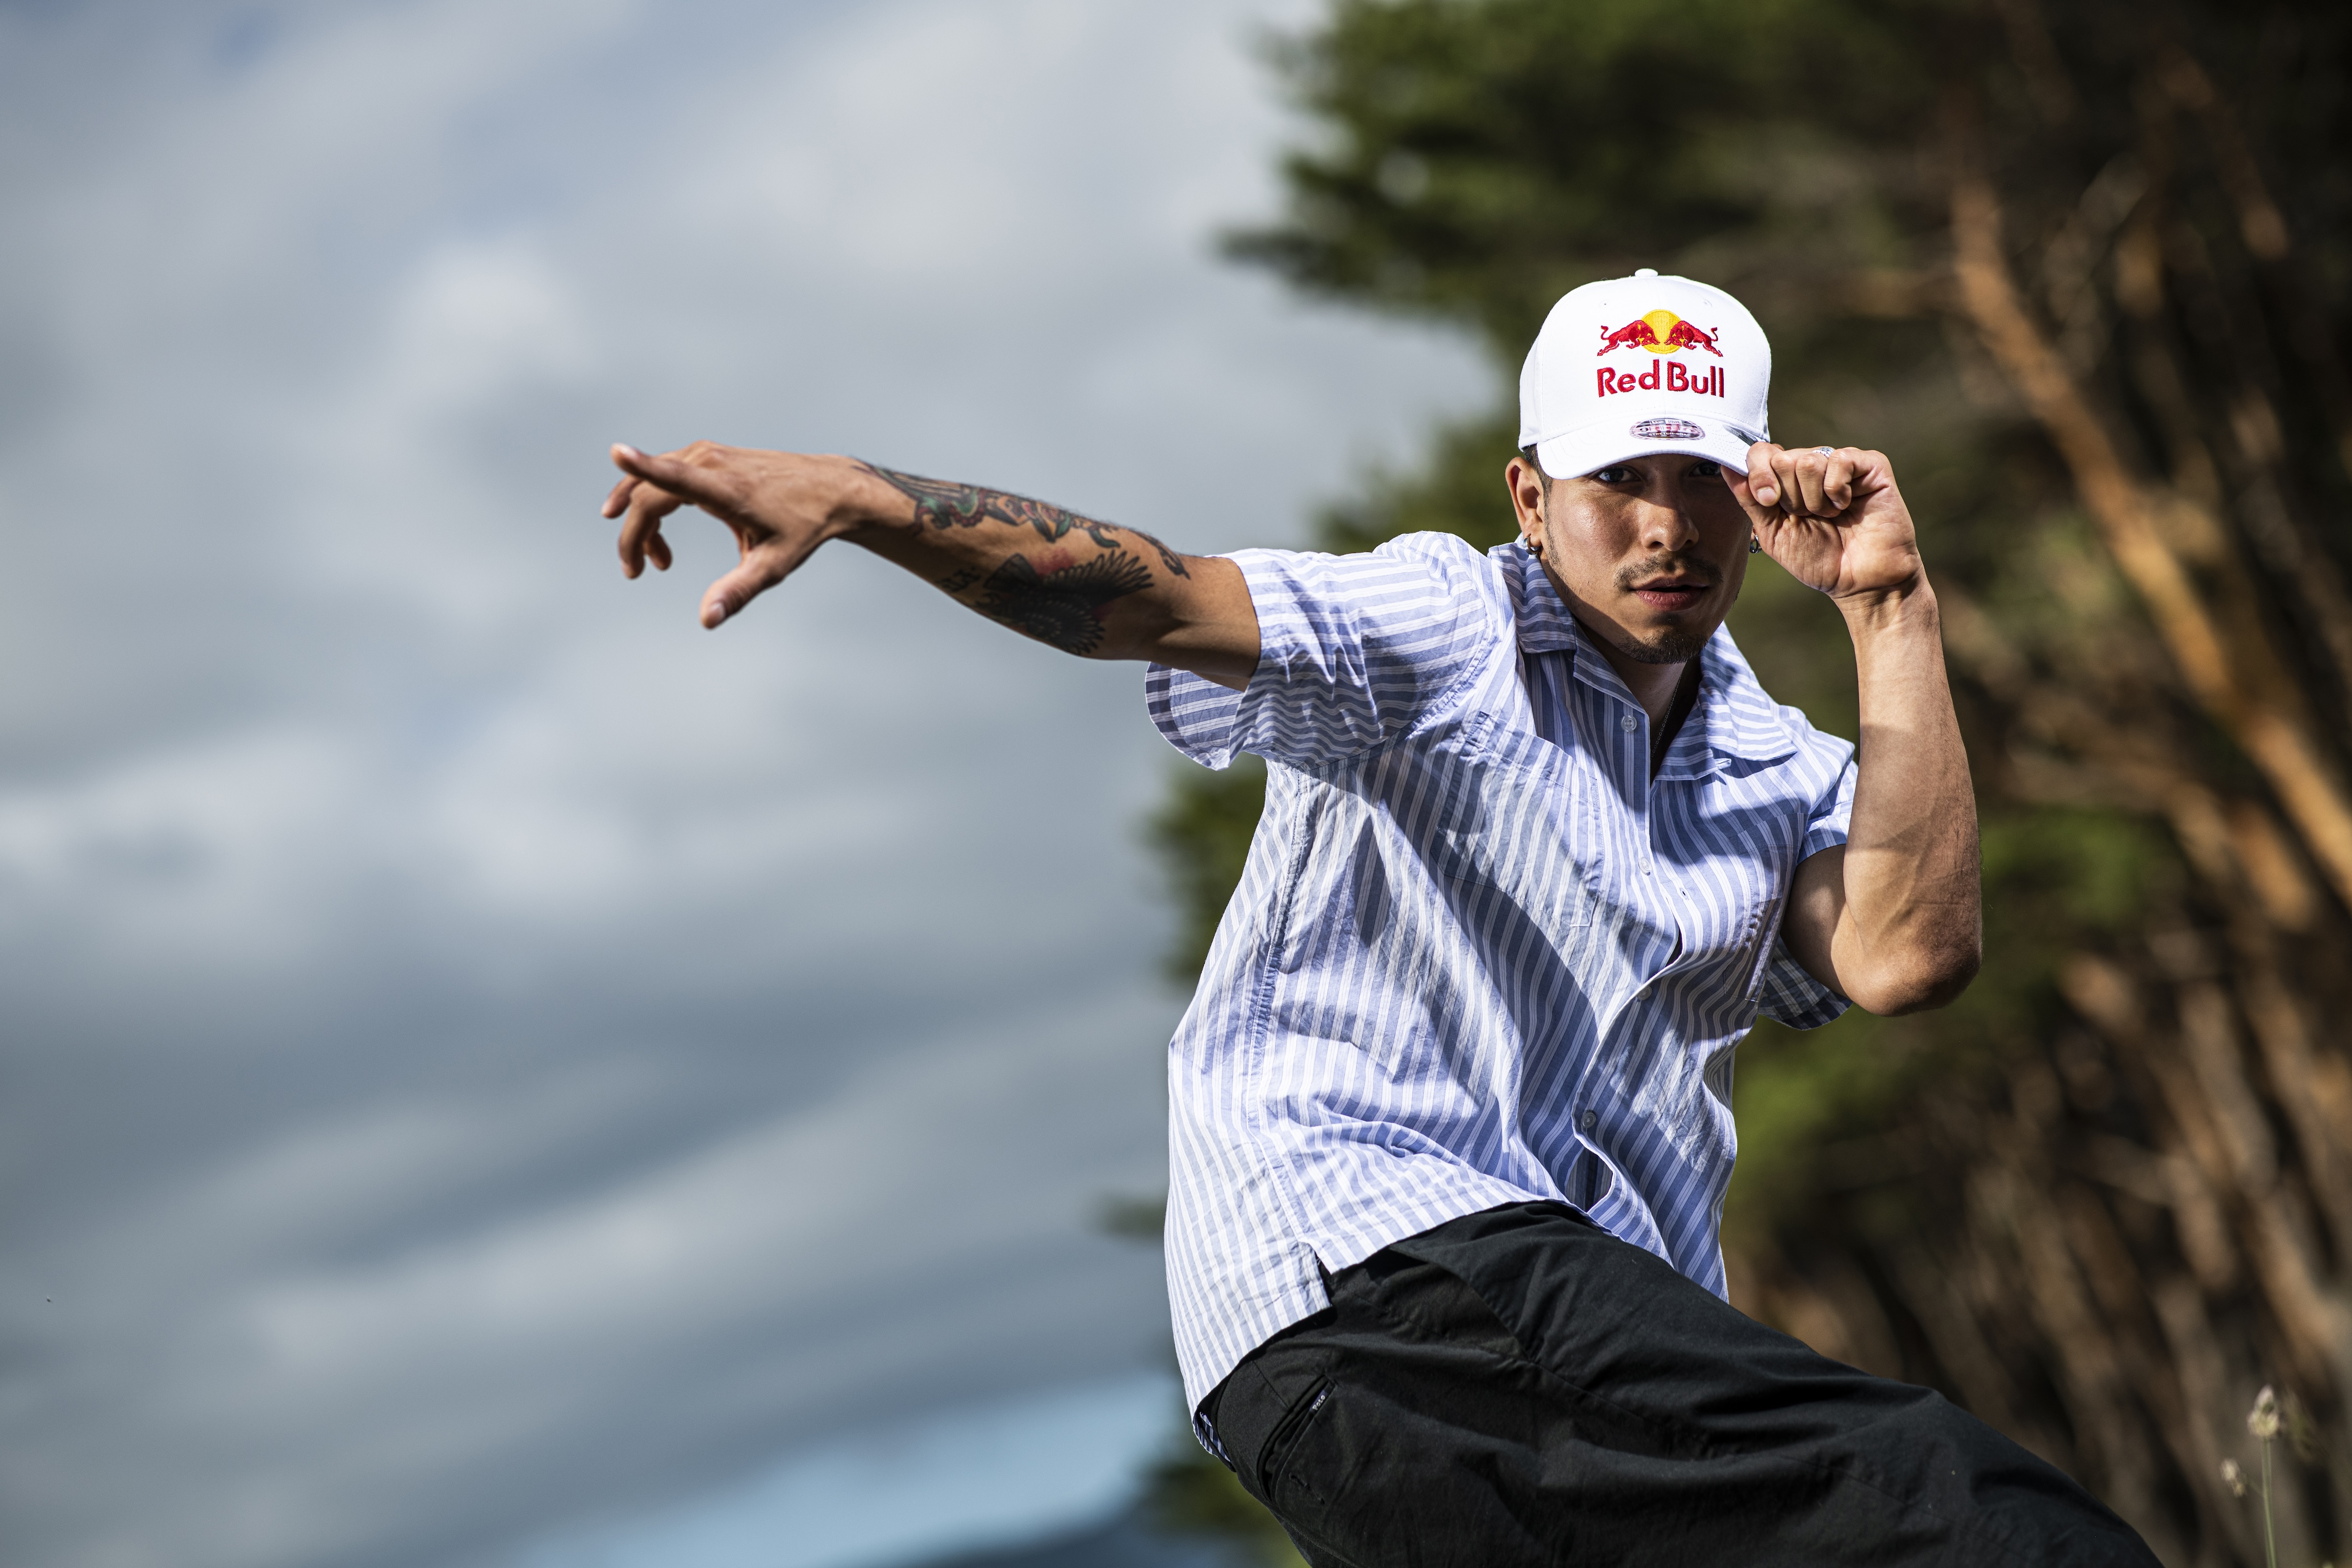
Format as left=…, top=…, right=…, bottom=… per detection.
left=1627, top=577, right=1715, bottom=614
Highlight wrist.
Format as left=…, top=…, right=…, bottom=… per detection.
left=1832, top=574, right=1938, bottom=638
left=833, top=458, right=918, bottom=544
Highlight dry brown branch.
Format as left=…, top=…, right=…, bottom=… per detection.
left=1947, top=172, right=2352, bottom=911
left=1981, top=1154, right=2163, bottom=1528
left=1881, top=1234, right=2020, bottom=1429
left=2154, top=50, right=2291, bottom=261
left=2149, top=1275, right=2260, bottom=1562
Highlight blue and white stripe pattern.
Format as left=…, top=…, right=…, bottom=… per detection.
left=1145, top=533, right=1856, bottom=1435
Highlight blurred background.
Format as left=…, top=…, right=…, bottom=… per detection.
left=5, top=2, right=2349, bottom=1566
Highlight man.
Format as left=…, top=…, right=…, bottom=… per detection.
left=601, top=271, right=2158, bottom=1565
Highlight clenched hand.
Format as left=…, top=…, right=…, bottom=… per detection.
left=1731, top=443, right=1925, bottom=604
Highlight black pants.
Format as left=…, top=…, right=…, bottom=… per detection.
left=1203, top=1203, right=2158, bottom=1567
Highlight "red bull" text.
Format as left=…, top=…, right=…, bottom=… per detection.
left=1597, top=360, right=1725, bottom=397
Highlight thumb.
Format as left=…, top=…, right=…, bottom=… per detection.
left=1724, top=468, right=1775, bottom=529
left=699, top=543, right=799, bottom=629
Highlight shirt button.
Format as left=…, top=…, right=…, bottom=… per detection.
left=1580, top=1109, right=1598, bottom=1129
left=1636, top=986, right=1650, bottom=998
left=1619, top=713, right=1638, bottom=732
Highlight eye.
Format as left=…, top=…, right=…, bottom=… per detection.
left=1590, top=465, right=1639, bottom=484
left=1688, top=459, right=1722, bottom=478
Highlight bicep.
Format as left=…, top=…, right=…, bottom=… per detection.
left=1779, top=843, right=1849, bottom=996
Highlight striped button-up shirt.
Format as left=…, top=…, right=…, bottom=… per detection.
left=1146, top=533, right=1856, bottom=1429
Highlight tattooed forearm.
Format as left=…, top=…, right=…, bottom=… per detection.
left=969, top=548, right=1156, bottom=654
left=862, top=462, right=1110, bottom=544
left=858, top=462, right=1191, bottom=578
left=1131, top=527, right=1187, bottom=580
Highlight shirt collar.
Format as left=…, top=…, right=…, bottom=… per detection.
left=1492, top=539, right=1804, bottom=773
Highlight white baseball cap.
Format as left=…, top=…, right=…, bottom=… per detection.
left=1517, top=269, right=1771, bottom=479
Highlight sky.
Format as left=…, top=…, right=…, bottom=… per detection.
left=0, top=3, right=1488, bottom=1566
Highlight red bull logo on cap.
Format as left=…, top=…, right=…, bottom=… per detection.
left=1595, top=309, right=1726, bottom=399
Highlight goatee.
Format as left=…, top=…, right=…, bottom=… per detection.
left=1616, top=628, right=1709, bottom=664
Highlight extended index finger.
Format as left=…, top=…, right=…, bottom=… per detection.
left=612, top=442, right=751, bottom=518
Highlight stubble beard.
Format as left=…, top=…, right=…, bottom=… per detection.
left=1609, top=554, right=1717, bottom=664
left=1611, top=626, right=1710, bottom=664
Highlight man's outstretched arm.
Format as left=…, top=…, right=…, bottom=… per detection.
left=601, top=441, right=1260, bottom=688
left=1736, top=443, right=1982, bottom=1016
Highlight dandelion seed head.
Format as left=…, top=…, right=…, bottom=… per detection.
left=2249, top=1385, right=2281, bottom=1440
left=2220, top=1457, right=2245, bottom=1497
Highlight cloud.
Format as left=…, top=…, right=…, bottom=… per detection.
left=518, top=1369, right=1183, bottom=1568
left=0, top=2, right=1486, bottom=1566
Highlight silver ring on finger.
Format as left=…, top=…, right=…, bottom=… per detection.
left=1813, top=445, right=1836, bottom=457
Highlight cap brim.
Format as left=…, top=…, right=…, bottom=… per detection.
left=1533, top=413, right=1763, bottom=481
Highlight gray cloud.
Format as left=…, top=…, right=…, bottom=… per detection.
left=0, top=2, right=1486, bottom=1565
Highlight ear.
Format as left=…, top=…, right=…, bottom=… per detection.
left=1504, top=455, right=1549, bottom=540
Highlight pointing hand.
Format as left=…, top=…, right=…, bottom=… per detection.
left=603, top=442, right=884, bottom=628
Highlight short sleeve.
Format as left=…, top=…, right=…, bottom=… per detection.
left=1757, top=741, right=1857, bottom=1030
left=1146, top=534, right=1497, bottom=770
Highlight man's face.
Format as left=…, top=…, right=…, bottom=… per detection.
left=1507, top=453, right=1750, bottom=667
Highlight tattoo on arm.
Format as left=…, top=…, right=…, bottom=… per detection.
left=859, top=462, right=1191, bottom=578
left=969, top=548, right=1155, bottom=654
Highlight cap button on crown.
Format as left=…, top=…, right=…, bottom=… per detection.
left=1633, top=267, right=1657, bottom=277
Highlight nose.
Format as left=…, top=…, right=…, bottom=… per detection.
left=1636, top=485, right=1701, bottom=551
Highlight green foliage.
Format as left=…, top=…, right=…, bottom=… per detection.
left=1315, top=408, right=1525, bottom=555
left=1227, top=0, right=1943, bottom=350
left=1096, top=1192, right=1170, bottom=1242
left=1138, top=1441, right=1310, bottom=1567
left=1147, top=754, right=1270, bottom=986
left=1717, top=1013, right=1893, bottom=1233
left=1980, top=807, right=2174, bottom=944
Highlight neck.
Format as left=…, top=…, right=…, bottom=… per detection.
left=1558, top=606, right=1694, bottom=728
left=1587, top=638, right=1692, bottom=728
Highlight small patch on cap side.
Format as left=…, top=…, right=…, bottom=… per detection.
left=1630, top=418, right=1705, bottom=440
